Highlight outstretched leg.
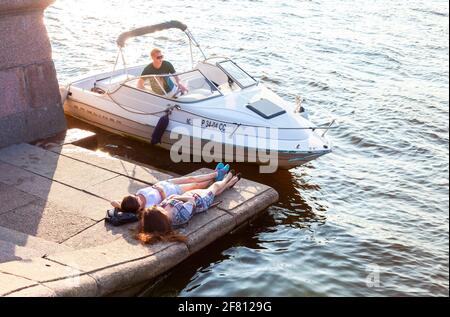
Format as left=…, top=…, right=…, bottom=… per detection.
left=184, top=173, right=241, bottom=216
left=167, top=172, right=217, bottom=185
left=207, top=172, right=236, bottom=196
left=214, top=176, right=239, bottom=196
left=179, top=180, right=214, bottom=192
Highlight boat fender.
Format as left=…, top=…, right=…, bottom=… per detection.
left=151, top=110, right=170, bottom=145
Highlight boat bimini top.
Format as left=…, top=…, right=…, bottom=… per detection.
left=115, top=20, right=207, bottom=71
left=105, top=20, right=263, bottom=103
left=95, top=20, right=335, bottom=136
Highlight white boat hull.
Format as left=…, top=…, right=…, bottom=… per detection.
left=64, top=96, right=331, bottom=169
left=62, top=62, right=332, bottom=170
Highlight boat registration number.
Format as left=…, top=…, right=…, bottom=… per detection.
left=201, top=119, right=227, bottom=133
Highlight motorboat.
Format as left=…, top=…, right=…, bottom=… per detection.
left=62, top=21, right=334, bottom=171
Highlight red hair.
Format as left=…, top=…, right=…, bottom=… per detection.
left=135, top=206, right=186, bottom=244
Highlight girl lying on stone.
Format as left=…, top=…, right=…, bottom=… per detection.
left=135, top=170, right=241, bottom=244
left=110, top=163, right=230, bottom=214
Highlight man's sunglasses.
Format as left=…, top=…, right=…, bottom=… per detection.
left=156, top=55, right=164, bottom=60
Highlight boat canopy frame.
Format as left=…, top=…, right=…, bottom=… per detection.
left=115, top=20, right=207, bottom=73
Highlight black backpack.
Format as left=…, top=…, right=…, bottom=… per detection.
left=105, top=208, right=139, bottom=226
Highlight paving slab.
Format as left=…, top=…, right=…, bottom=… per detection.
left=0, top=272, right=37, bottom=296
left=0, top=183, right=38, bottom=215
left=88, top=243, right=189, bottom=296
left=0, top=144, right=279, bottom=297
left=43, top=274, right=98, bottom=297
left=62, top=221, right=135, bottom=250
left=35, top=128, right=96, bottom=150
left=227, top=175, right=272, bottom=195
left=5, top=284, right=56, bottom=297
left=215, top=187, right=263, bottom=210
left=51, top=144, right=172, bottom=184
left=0, top=257, right=82, bottom=283
left=0, top=143, right=56, bottom=171
left=0, top=226, right=72, bottom=261
left=0, top=143, right=118, bottom=190
left=0, top=162, right=107, bottom=221
left=48, top=238, right=186, bottom=273
left=178, top=207, right=236, bottom=254
left=223, top=189, right=279, bottom=224
left=107, top=281, right=149, bottom=297
left=0, top=161, right=52, bottom=194
left=0, top=240, right=44, bottom=263
left=0, top=199, right=95, bottom=243
left=84, top=175, right=149, bottom=202
left=0, top=143, right=67, bottom=179
left=51, top=184, right=109, bottom=221
left=40, top=155, right=118, bottom=191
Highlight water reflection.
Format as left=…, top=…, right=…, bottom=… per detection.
left=67, top=115, right=330, bottom=296
left=48, top=0, right=449, bottom=295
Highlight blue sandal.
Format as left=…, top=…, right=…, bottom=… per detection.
left=215, top=163, right=230, bottom=181
left=215, top=162, right=224, bottom=171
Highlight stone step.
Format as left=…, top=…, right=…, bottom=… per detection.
left=50, top=144, right=173, bottom=184
left=0, top=226, right=72, bottom=263
left=0, top=161, right=109, bottom=221
left=0, top=143, right=119, bottom=191
left=0, top=143, right=279, bottom=296
left=34, top=128, right=96, bottom=150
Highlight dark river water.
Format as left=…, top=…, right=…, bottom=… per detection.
left=45, top=0, right=449, bottom=296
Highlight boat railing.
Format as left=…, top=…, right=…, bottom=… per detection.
left=121, top=69, right=223, bottom=102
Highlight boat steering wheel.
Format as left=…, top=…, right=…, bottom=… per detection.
left=172, top=86, right=188, bottom=98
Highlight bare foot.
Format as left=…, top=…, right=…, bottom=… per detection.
left=227, top=174, right=241, bottom=189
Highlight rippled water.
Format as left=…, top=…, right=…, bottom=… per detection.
left=45, top=0, right=449, bottom=296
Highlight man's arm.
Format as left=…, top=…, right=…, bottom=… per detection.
left=137, top=78, right=145, bottom=89
left=174, top=75, right=188, bottom=93
left=167, top=62, right=187, bottom=93
left=138, top=65, right=150, bottom=89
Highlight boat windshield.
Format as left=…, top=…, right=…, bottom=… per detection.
left=124, top=69, right=222, bottom=102
left=217, top=60, right=257, bottom=88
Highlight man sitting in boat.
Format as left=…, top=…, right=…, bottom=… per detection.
left=136, top=48, right=188, bottom=97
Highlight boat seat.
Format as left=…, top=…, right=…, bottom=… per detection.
left=95, top=73, right=135, bottom=91
left=176, top=88, right=212, bottom=102
left=186, top=77, right=210, bottom=90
